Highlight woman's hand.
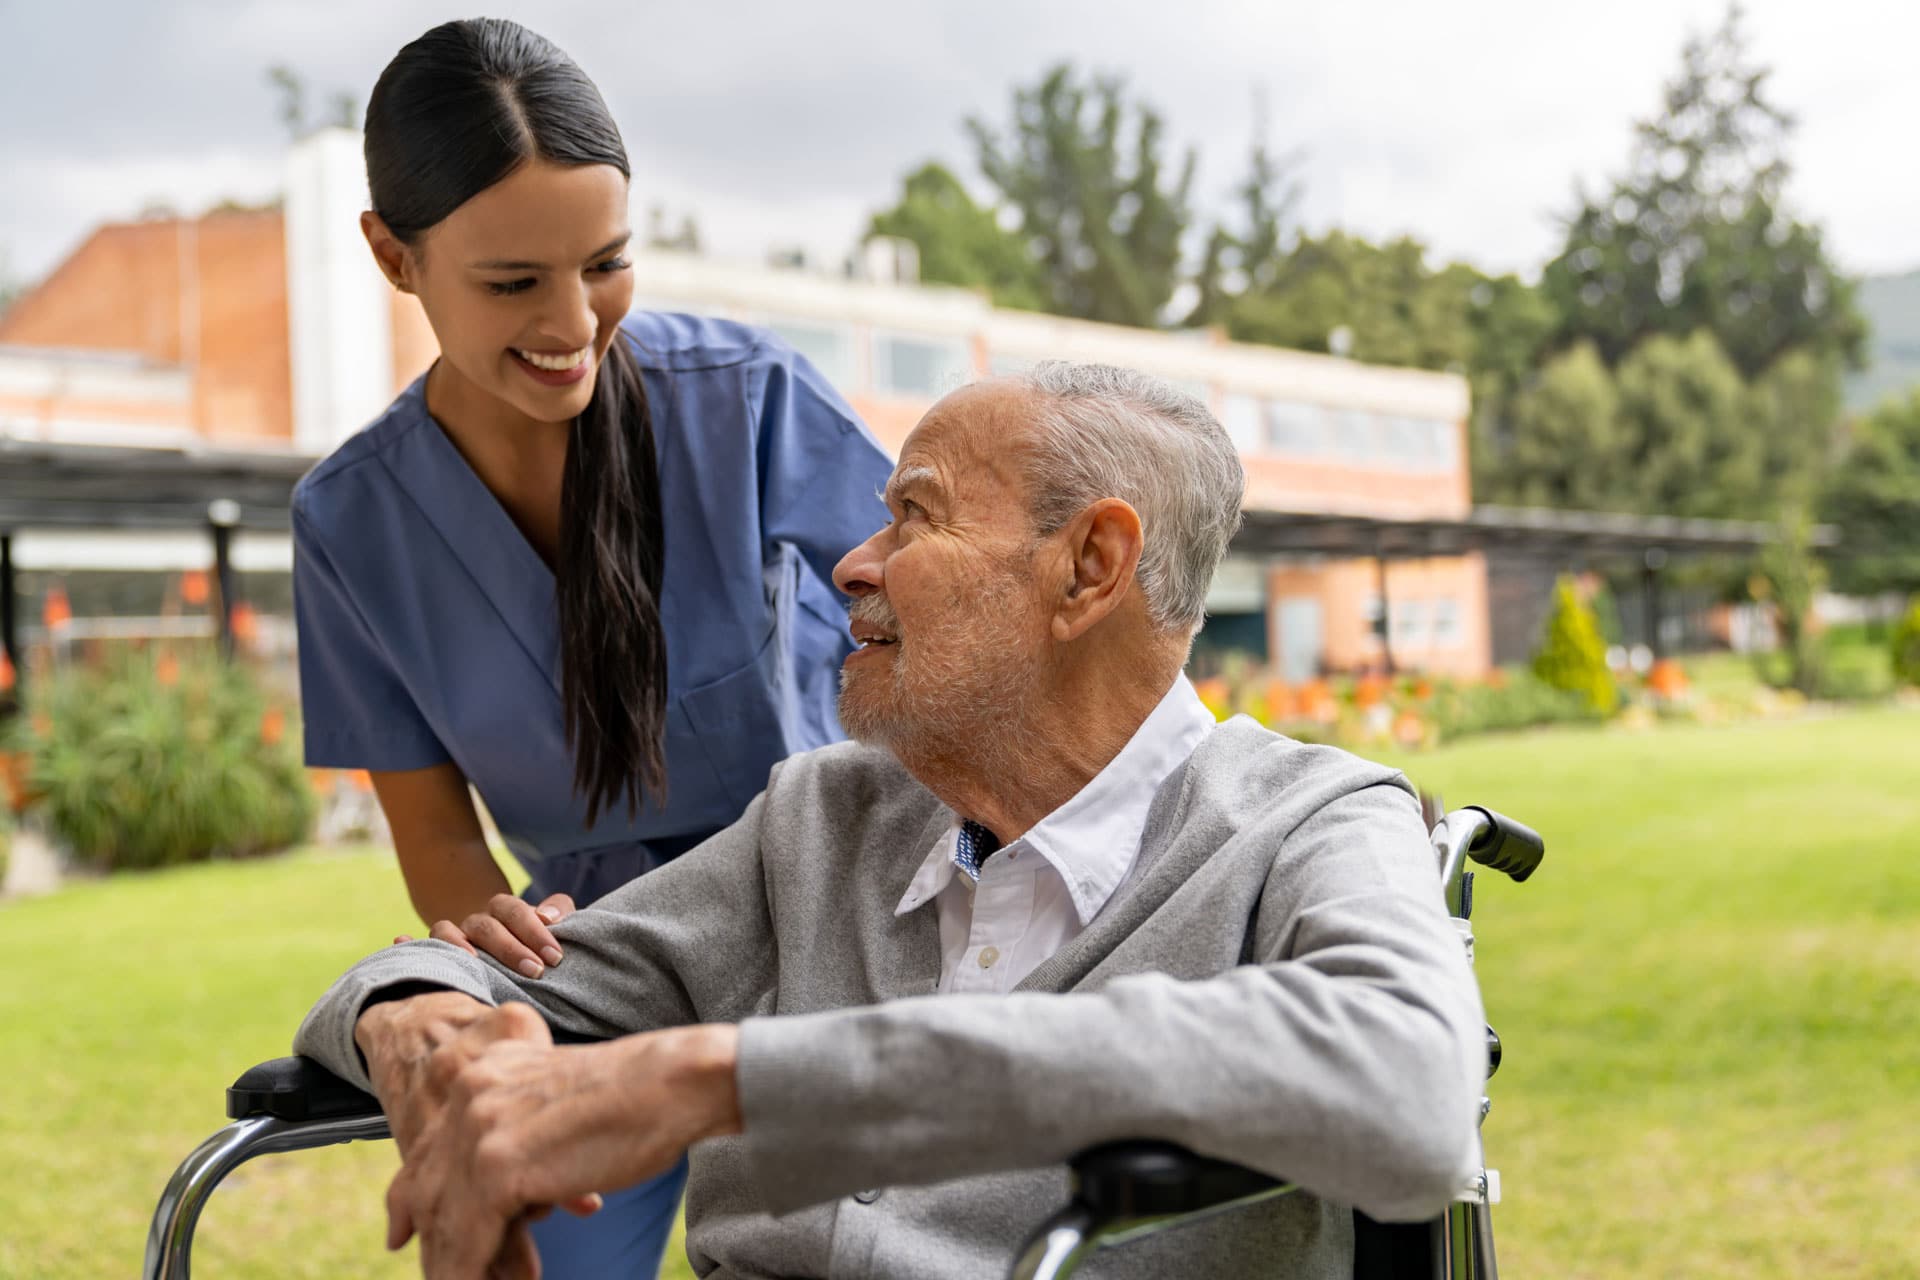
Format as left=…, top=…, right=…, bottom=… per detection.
left=393, top=892, right=577, bottom=980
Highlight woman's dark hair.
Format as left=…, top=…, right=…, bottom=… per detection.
left=366, top=18, right=666, bottom=825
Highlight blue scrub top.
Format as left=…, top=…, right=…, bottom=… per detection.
left=292, top=311, right=896, bottom=904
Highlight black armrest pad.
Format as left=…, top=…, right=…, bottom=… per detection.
left=227, top=1056, right=383, bottom=1122
left=1070, top=1141, right=1285, bottom=1218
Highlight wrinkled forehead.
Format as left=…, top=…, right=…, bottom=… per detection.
left=892, top=380, right=1039, bottom=512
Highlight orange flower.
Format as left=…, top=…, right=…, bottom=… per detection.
left=1263, top=680, right=1294, bottom=722
left=1393, top=709, right=1428, bottom=747
left=1193, top=677, right=1232, bottom=721
left=180, top=570, right=211, bottom=607
left=155, top=651, right=181, bottom=686
left=42, top=587, right=72, bottom=629
left=1411, top=677, right=1435, bottom=701
left=1646, top=659, right=1689, bottom=699
left=260, top=705, right=287, bottom=747
left=0, top=649, right=14, bottom=693
left=0, top=751, right=34, bottom=816
left=1354, top=672, right=1389, bottom=708
left=230, top=602, right=259, bottom=646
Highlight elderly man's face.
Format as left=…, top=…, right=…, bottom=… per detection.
left=831, top=382, right=1052, bottom=750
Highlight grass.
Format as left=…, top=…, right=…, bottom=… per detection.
left=2, top=707, right=1916, bottom=1278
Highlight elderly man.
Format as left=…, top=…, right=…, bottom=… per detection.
left=294, top=362, right=1486, bottom=1280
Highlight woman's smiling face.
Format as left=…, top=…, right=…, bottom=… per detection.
left=369, top=158, right=635, bottom=426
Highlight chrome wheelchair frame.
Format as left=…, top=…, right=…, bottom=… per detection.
left=144, top=802, right=1541, bottom=1280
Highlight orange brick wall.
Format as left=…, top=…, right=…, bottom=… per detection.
left=0, top=210, right=292, bottom=442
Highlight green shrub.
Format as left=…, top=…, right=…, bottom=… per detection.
left=1430, top=671, right=1606, bottom=740
left=1532, top=578, right=1619, bottom=715
left=1893, top=601, right=1920, bottom=688
left=19, top=653, right=313, bottom=871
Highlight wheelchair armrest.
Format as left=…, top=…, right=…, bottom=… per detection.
left=1068, top=1141, right=1286, bottom=1219
left=226, top=1056, right=382, bottom=1123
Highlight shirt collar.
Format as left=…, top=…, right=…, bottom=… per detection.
left=893, top=674, right=1216, bottom=923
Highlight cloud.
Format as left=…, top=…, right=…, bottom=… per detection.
left=3, top=0, right=1915, bottom=288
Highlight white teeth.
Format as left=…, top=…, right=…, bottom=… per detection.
left=514, top=347, right=590, bottom=372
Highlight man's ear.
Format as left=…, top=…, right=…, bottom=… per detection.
left=1050, top=498, right=1144, bottom=643
left=361, top=212, right=415, bottom=293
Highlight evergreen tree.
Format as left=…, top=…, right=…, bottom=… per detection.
left=866, top=163, right=1046, bottom=310
left=967, top=64, right=1196, bottom=327
left=1533, top=578, right=1619, bottom=715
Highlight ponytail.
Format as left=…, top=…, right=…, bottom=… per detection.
left=558, top=333, right=668, bottom=824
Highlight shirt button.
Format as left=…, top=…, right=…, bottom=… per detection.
left=978, top=946, right=1000, bottom=969
left=853, top=1188, right=882, bottom=1204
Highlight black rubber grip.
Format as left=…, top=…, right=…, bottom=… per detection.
left=1070, top=1141, right=1284, bottom=1218
left=1463, top=805, right=1545, bottom=882
left=226, top=1056, right=382, bottom=1122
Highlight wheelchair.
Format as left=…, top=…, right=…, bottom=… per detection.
left=144, top=801, right=1542, bottom=1280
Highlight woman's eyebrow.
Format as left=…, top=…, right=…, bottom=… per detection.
left=468, top=233, right=632, bottom=271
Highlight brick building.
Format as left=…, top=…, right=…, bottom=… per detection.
left=0, top=128, right=1490, bottom=680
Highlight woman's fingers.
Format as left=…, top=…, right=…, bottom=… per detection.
left=560, top=1192, right=603, bottom=1218
left=534, top=893, right=576, bottom=926
left=428, top=919, right=480, bottom=956
left=486, top=893, right=565, bottom=972
left=457, top=911, right=546, bottom=977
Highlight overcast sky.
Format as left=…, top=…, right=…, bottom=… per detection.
left=3, top=0, right=1913, bottom=290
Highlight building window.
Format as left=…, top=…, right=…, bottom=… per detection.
left=873, top=331, right=971, bottom=398
left=1265, top=400, right=1328, bottom=457
left=1333, top=409, right=1374, bottom=464
left=1392, top=598, right=1428, bottom=647
left=1221, top=394, right=1264, bottom=454
left=1432, top=597, right=1462, bottom=646
left=761, top=316, right=855, bottom=390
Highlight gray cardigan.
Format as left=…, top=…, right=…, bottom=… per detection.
left=295, top=717, right=1486, bottom=1279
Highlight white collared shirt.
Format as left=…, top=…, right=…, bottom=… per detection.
left=893, top=674, right=1217, bottom=994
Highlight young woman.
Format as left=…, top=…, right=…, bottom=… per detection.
left=291, top=18, right=892, bottom=1276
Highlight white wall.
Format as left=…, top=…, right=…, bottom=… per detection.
left=285, top=128, right=392, bottom=454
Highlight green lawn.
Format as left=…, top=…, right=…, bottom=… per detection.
left=2, top=708, right=1916, bottom=1278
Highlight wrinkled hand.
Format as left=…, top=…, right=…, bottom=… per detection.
left=392, top=893, right=576, bottom=980
left=384, top=1010, right=743, bottom=1280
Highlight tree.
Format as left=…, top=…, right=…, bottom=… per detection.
left=866, top=163, right=1044, bottom=310
left=1613, top=330, right=1757, bottom=517
left=266, top=65, right=359, bottom=139
left=0, top=245, right=24, bottom=317
left=1533, top=578, right=1618, bottom=715
left=967, top=64, right=1196, bottom=327
left=1494, top=343, right=1627, bottom=510
left=1541, top=5, right=1864, bottom=378
left=1754, top=513, right=1828, bottom=695
left=1821, top=389, right=1920, bottom=598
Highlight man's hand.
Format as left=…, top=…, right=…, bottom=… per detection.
left=384, top=1013, right=743, bottom=1280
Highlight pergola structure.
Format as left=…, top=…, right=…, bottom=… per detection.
left=0, top=437, right=1843, bottom=691
left=1232, top=505, right=1840, bottom=673
left=0, top=438, right=315, bottom=698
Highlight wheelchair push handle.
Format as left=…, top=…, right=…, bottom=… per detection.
left=1459, top=806, right=1545, bottom=883
left=227, top=1056, right=382, bottom=1123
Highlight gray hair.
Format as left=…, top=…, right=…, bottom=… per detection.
left=1011, top=361, right=1245, bottom=631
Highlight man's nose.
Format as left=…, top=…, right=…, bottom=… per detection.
left=833, top=527, right=887, bottom=599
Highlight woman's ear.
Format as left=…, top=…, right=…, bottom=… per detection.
left=360, top=212, right=414, bottom=293
left=1050, top=498, right=1144, bottom=643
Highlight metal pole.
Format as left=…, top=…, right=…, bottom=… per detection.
left=1375, top=539, right=1396, bottom=676
left=1641, top=547, right=1667, bottom=660
left=207, top=500, right=240, bottom=661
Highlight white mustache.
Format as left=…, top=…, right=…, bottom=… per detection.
left=847, top=595, right=900, bottom=633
